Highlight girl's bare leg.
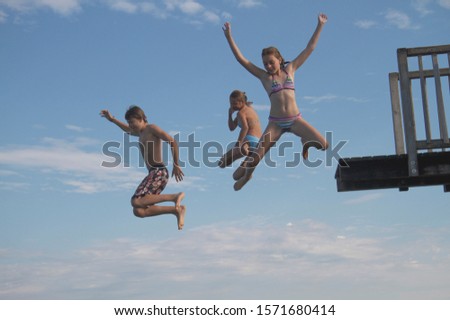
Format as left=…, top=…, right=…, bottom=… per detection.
left=218, top=144, right=247, bottom=168
left=233, top=123, right=282, bottom=190
left=290, top=118, right=328, bottom=160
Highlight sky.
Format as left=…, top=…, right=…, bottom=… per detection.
left=0, top=0, right=449, bottom=299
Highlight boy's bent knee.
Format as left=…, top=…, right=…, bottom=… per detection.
left=133, top=207, right=145, bottom=218
left=131, top=197, right=143, bottom=209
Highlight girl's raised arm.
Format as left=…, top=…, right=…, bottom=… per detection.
left=223, top=22, right=266, bottom=79
left=288, top=13, right=327, bottom=72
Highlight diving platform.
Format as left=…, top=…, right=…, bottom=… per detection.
left=336, top=44, right=450, bottom=192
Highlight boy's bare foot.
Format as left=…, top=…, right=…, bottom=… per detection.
left=176, top=205, right=186, bottom=230
left=234, top=173, right=252, bottom=191
left=174, top=192, right=185, bottom=209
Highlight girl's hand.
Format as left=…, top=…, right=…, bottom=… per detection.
left=172, top=165, right=184, bottom=183
left=318, top=13, right=328, bottom=25
left=222, top=22, right=231, bottom=37
left=100, top=109, right=114, bottom=121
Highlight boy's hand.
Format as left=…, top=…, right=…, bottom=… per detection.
left=172, top=165, right=184, bottom=182
left=100, top=109, right=114, bottom=121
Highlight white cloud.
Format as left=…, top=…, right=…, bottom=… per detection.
left=221, top=11, right=232, bottom=20
left=65, top=124, right=91, bottom=133
left=0, top=0, right=82, bottom=16
left=0, top=181, right=30, bottom=191
left=385, top=9, right=420, bottom=30
left=108, top=0, right=138, bottom=14
left=413, top=0, right=433, bottom=15
left=0, top=136, right=208, bottom=194
left=179, top=0, right=203, bottom=15
left=354, top=20, right=377, bottom=29
left=303, top=94, right=339, bottom=104
left=2, top=219, right=450, bottom=299
left=302, top=94, right=368, bottom=105
left=438, top=0, right=450, bottom=9
left=252, top=103, right=270, bottom=111
left=0, top=9, right=7, bottom=22
left=162, top=0, right=223, bottom=25
left=236, top=0, right=263, bottom=9
left=165, top=0, right=203, bottom=14
left=202, top=10, right=220, bottom=24
left=343, top=193, right=383, bottom=205
left=0, top=0, right=224, bottom=24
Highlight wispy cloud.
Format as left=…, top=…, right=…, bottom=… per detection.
left=0, top=0, right=227, bottom=25
left=252, top=103, right=270, bottom=111
left=107, top=0, right=140, bottom=14
left=65, top=124, right=91, bottom=133
left=413, top=0, right=434, bottom=15
left=0, top=0, right=82, bottom=16
left=384, top=8, right=420, bottom=30
left=343, top=193, right=383, bottom=205
left=0, top=136, right=206, bottom=194
left=2, top=218, right=450, bottom=299
left=0, top=181, right=30, bottom=191
left=438, top=0, right=450, bottom=9
left=302, top=94, right=367, bottom=105
left=0, top=9, right=7, bottom=23
left=107, top=0, right=223, bottom=25
left=354, top=19, right=377, bottom=29
left=165, top=0, right=204, bottom=15
left=236, top=0, right=263, bottom=9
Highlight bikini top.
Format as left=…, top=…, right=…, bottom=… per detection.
left=269, top=69, right=295, bottom=97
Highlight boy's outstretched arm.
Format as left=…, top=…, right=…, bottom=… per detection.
left=100, top=109, right=132, bottom=134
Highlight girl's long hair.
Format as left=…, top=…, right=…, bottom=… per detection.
left=262, top=46, right=289, bottom=68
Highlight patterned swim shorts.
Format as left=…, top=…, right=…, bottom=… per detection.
left=133, top=166, right=169, bottom=198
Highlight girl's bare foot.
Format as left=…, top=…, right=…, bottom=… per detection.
left=234, top=173, right=252, bottom=191
left=302, top=141, right=327, bottom=160
left=174, top=192, right=185, bottom=209
left=176, top=205, right=186, bottom=230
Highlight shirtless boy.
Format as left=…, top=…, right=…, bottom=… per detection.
left=101, top=106, right=186, bottom=230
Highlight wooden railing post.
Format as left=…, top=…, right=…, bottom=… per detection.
left=389, top=72, right=405, bottom=155
left=397, top=48, right=419, bottom=176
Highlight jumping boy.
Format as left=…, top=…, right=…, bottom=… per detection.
left=101, top=106, right=186, bottom=230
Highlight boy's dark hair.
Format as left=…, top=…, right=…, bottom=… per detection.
left=125, top=105, right=147, bottom=123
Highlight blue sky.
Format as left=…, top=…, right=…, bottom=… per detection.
left=0, top=0, right=449, bottom=299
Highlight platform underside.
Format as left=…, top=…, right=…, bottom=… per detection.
left=335, top=151, right=450, bottom=192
